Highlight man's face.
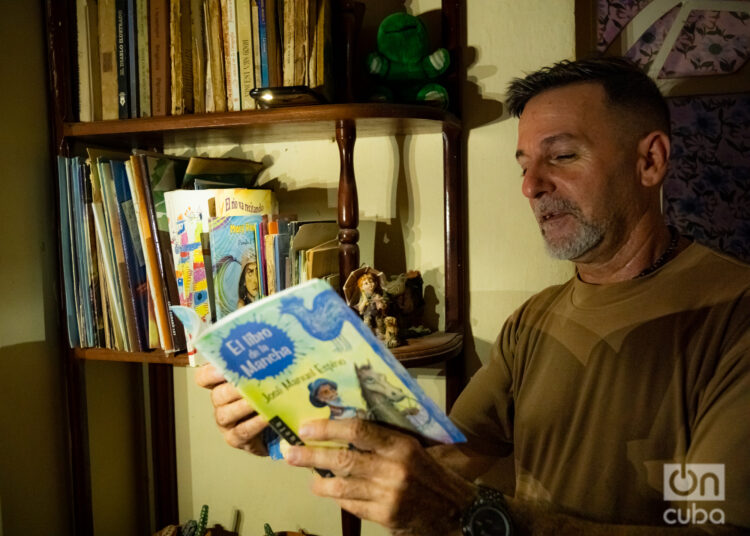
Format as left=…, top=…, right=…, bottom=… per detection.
left=515, top=83, right=639, bottom=262
left=244, top=262, right=259, bottom=296
left=316, top=384, right=338, bottom=402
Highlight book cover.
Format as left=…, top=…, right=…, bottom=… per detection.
left=129, top=156, right=172, bottom=350
left=209, top=215, right=262, bottom=320
left=149, top=0, right=171, bottom=116
left=99, top=0, right=119, bottom=119
left=137, top=151, right=190, bottom=351
left=264, top=231, right=276, bottom=295
left=164, top=189, right=215, bottom=332
left=58, top=157, right=80, bottom=348
left=98, top=158, right=139, bottom=350
left=182, top=156, right=264, bottom=189
left=173, top=279, right=466, bottom=448
left=213, top=187, right=277, bottom=217
left=112, top=159, right=150, bottom=350
left=87, top=148, right=133, bottom=350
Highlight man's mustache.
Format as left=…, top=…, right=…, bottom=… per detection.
left=533, top=196, right=582, bottom=224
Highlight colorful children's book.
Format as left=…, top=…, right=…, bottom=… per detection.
left=209, top=216, right=262, bottom=320
left=164, top=189, right=215, bottom=339
left=172, top=279, right=466, bottom=448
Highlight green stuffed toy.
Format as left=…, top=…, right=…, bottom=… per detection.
left=366, top=12, right=450, bottom=109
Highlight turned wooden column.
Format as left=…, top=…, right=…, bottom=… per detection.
left=443, top=123, right=464, bottom=411
left=336, top=119, right=359, bottom=293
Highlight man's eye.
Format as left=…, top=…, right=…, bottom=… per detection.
left=555, top=154, right=575, bottom=161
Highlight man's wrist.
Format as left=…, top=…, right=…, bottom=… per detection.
left=460, top=484, right=514, bottom=536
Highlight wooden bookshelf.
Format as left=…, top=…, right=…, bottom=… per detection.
left=46, top=1, right=465, bottom=535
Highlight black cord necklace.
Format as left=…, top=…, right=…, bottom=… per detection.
left=635, top=227, right=680, bottom=278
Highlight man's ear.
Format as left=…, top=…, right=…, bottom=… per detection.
left=636, top=131, right=670, bottom=188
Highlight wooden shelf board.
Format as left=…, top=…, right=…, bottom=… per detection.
left=63, top=103, right=460, bottom=147
left=74, top=347, right=190, bottom=366
left=392, top=331, right=463, bottom=368
left=72, top=330, right=462, bottom=368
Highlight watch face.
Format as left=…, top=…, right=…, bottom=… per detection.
left=470, top=505, right=511, bottom=536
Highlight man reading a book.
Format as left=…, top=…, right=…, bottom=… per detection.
left=196, top=57, right=750, bottom=535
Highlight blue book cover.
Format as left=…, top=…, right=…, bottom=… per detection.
left=257, top=0, right=269, bottom=87
left=209, top=215, right=261, bottom=320
left=111, top=159, right=149, bottom=350
left=58, top=157, right=80, bottom=348
left=172, top=279, right=466, bottom=452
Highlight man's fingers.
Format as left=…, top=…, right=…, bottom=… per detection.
left=223, top=414, right=268, bottom=450
left=210, top=381, right=245, bottom=407
left=215, top=397, right=257, bottom=428
left=298, top=419, right=412, bottom=455
left=194, top=363, right=226, bottom=388
left=286, top=444, right=382, bottom=477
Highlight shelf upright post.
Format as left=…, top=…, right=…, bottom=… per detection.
left=44, top=0, right=94, bottom=534
left=336, top=119, right=359, bottom=293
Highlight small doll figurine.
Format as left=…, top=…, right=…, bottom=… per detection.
left=356, top=272, right=388, bottom=332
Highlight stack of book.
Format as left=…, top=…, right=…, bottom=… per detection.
left=58, top=150, right=339, bottom=354
left=75, top=0, right=332, bottom=121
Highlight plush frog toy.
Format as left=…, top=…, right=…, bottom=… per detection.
left=366, top=12, right=450, bottom=109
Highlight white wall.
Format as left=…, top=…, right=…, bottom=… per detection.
left=173, top=2, right=575, bottom=535
left=0, top=2, right=71, bottom=534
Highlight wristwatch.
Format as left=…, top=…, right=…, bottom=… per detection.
left=460, top=485, right=514, bottom=536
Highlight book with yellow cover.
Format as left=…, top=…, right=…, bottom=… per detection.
left=171, top=279, right=465, bottom=450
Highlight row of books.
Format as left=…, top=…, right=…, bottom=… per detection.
left=76, top=0, right=332, bottom=121
left=58, top=149, right=340, bottom=354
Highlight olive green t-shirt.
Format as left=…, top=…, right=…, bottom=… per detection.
left=450, top=243, right=750, bottom=527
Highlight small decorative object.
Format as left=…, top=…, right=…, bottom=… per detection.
left=344, top=266, right=431, bottom=347
left=344, top=266, right=400, bottom=348
left=366, top=12, right=451, bottom=109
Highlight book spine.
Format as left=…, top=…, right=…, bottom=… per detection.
left=190, top=0, right=206, bottom=114
left=113, top=161, right=149, bottom=350
left=236, top=0, right=254, bottom=110
left=127, top=0, right=139, bottom=117
left=207, top=0, right=227, bottom=112
left=115, top=0, right=131, bottom=118
left=266, top=0, right=281, bottom=86
left=282, top=0, right=294, bottom=86
left=149, top=0, right=170, bottom=116
left=86, top=0, right=103, bottom=121
left=136, top=0, right=150, bottom=116
left=221, top=0, right=241, bottom=112
left=179, top=0, right=195, bottom=113
left=251, top=0, right=262, bottom=91
left=139, top=158, right=187, bottom=350
left=131, top=155, right=175, bottom=351
left=293, top=0, right=305, bottom=85
left=170, top=0, right=184, bottom=114
left=99, top=0, right=119, bottom=119
left=77, top=0, right=93, bottom=122
left=257, top=0, right=269, bottom=87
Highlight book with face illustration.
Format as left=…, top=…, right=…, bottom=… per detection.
left=171, top=279, right=466, bottom=451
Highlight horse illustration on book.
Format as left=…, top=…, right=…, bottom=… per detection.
left=354, top=362, right=422, bottom=435
left=278, top=288, right=378, bottom=352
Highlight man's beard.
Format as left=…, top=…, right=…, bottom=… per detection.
left=534, top=196, right=607, bottom=260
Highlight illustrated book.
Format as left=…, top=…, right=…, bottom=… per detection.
left=171, top=279, right=466, bottom=449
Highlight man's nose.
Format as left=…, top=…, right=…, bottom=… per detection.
left=522, top=162, right=554, bottom=199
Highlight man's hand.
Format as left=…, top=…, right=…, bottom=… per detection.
left=285, top=418, right=476, bottom=536
left=194, top=363, right=270, bottom=456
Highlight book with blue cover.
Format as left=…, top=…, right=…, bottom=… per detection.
left=209, top=215, right=262, bottom=320
left=171, top=279, right=466, bottom=450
